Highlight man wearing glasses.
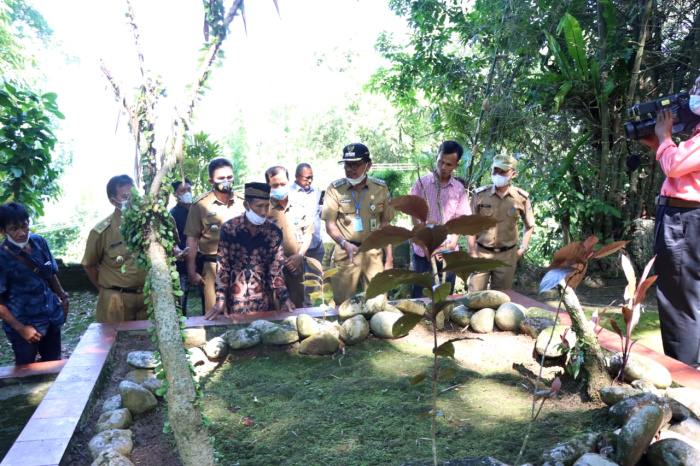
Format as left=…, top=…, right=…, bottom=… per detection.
left=290, top=163, right=326, bottom=306
left=322, top=143, right=395, bottom=305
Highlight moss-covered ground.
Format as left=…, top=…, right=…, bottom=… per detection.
left=203, top=335, right=615, bottom=465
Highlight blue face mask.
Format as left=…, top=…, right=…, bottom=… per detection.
left=271, top=186, right=289, bottom=200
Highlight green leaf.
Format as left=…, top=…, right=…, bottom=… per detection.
left=301, top=280, right=320, bottom=287
left=357, top=225, right=414, bottom=253
left=432, top=300, right=455, bottom=318
left=438, top=367, right=457, bottom=381
left=554, top=81, right=573, bottom=113
left=442, top=251, right=508, bottom=282
left=365, top=269, right=432, bottom=299
left=434, top=341, right=455, bottom=359
left=409, top=372, right=429, bottom=387
left=557, top=13, right=588, bottom=82
left=432, top=282, right=452, bottom=303
left=444, top=215, right=499, bottom=236
left=392, top=314, right=423, bottom=337
left=324, top=268, right=338, bottom=279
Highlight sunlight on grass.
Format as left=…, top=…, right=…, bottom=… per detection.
left=583, top=309, right=663, bottom=355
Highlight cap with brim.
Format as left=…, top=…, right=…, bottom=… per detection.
left=339, top=143, right=371, bottom=164
left=491, top=154, right=517, bottom=171
left=244, top=182, right=270, bottom=200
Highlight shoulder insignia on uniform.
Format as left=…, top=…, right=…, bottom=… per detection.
left=93, top=215, right=112, bottom=234
left=192, top=192, right=209, bottom=204
left=474, top=185, right=489, bottom=194
left=516, top=187, right=530, bottom=198
left=332, top=178, right=348, bottom=188
left=369, top=177, right=387, bottom=187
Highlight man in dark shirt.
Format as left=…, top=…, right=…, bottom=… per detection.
left=170, top=178, right=194, bottom=315
left=204, top=182, right=295, bottom=318
left=0, top=202, right=69, bottom=365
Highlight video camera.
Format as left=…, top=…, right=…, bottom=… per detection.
left=625, top=92, right=700, bottom=140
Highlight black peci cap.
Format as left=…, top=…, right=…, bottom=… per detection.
left=339, top=143, right=371, bottom=164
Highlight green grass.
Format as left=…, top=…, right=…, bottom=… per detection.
left=203, top=339, right=613, bottom=465
left=582, top=309, right=663, bottom=355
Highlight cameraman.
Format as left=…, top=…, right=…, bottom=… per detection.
left=641, top=77, right=700, bottom=368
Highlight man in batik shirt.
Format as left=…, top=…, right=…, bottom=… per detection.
left=204, top=182, right=295, bottom=319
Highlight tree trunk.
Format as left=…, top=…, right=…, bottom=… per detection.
left=148, top=232, right=215, bottom=465
left=559, top=284, right=612, bottom=402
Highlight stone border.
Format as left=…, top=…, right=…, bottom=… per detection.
left=0, top=292, right=697, bottom=466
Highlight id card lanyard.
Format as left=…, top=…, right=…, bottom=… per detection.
left=351, top=186, right=367, bottom=232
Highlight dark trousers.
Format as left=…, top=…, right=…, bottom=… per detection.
left=654, top=204, right=700, bottom=366
left=6, top=323, right=62, bottom=365
left=411, top=253, right=456, bottom=299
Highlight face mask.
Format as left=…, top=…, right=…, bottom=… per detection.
left=112, top=198, right=128, bottom=211
left=690, top=95, right=700, bottom=116
left=6, top=235, right=29, bottom=249
left=245, top=209, right=267, bottom=225
left=214, top=180, right=232, bottom=194
left=270, top=186, right=289, bottom=200
left=492, top=173, right=511, bottom=188
left=347, top=165, right=368, bottom=186
left=179, top=192, right=193, bottom=204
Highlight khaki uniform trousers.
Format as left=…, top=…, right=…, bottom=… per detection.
left=96, top=288, right=148, bottom=323
left=468, top=247, right=519, bottom=292
left=202, top=260, right=218, bottom=313
left=330, top=245, right=384, bottom=305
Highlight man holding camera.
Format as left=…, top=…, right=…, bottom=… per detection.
left=641, top=76, right=700, bottom=368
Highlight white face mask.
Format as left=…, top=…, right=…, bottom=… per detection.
left=690, top=95, right=700, bottom=116
left=179, top=192, right=193, bottom=205
left=492, top=173, right=511, bottom=188
left=347, top=165, right=368, bottom=186
left=6, top=235, right=29, bottom=249
left=245, top=209, right=267, bottom=225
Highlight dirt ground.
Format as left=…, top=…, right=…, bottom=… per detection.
left=64, top=315, right=613, bottom=465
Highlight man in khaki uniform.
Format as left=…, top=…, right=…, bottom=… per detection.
left=322, top=143, right=395, bottom=305
left=265, top=166, right=314, bottom=308
left=184, top=158, right=245, bottom=313
left=468, top=154, right=535, bottom=291
left=82, top=175, right=148, bottom=322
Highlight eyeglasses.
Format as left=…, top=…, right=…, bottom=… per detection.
left=344, top=161, right=366, bottom=170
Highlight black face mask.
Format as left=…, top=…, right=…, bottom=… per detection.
left=214, top=180, right=232, bottom=194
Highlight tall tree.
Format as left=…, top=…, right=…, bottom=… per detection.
left=100, top=1, right=254, bottom=463
left=372, top=0, right=700, bottom=252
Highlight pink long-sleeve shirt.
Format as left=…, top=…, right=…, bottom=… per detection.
left=657, top=127, right=700, bottom=201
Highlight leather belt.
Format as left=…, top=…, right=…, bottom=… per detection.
left=109, top=287, right=142, bottom=294
left=656, top=196, right=700, bottom=209
left=477, top=242, right=516, bottom=253
left=201, top=256, right=217, bottom=263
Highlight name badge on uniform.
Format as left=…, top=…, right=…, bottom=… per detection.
left=354, top=217, right=363, bottom=232
left=205, top=212, right=217, bottom=217
left=295, top=228, right=303, bottom=243
left=340, top=198, right=352, bottom=203
left=109, top=241, right=123, bottom=248
left=370, top=217, right=377, bottom=231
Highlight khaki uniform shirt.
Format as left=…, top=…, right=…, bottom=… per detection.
left=267, top=198, right=315, bottom=258
left=81, top=210, right=147, bottom=289
left=471, top=184, right=535, bottom=248
left=183, top=190, right=246, bottom=255
left=321, top=177, right=395, bottom=244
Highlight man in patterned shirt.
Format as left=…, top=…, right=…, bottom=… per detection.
left=204, top=182, right=295, bottom=319
left=409, top=140, right=471, bottom=297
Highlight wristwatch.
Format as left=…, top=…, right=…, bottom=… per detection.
left=340, top=239, right=347, bottom=249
